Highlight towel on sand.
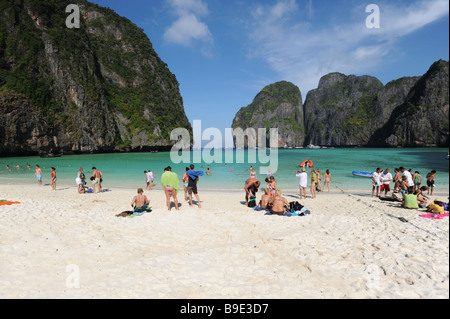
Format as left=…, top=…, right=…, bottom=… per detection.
left=161, top=171, right=180, bottom=194
left=0, top=201, right=21, bottom=206
left=420, top=212, right=449, bottom=220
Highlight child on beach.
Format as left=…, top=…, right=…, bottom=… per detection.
left=34, top=165, right=43, bottom=186
left=50, top=167, right=57, bottom=191
left=324, top=169, right=332, bottom=194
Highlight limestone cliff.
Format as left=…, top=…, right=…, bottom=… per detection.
left=369, top=60, right=449, bottom=147
left=231, top=81, right=305, bottom=148
left=232, top=60, right=448, bottom=148
left=0, top=0, right=191, bottom=156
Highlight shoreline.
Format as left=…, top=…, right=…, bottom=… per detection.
left=0, top=184, right=448, bottom=299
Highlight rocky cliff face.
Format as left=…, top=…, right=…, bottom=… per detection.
left=303, top=73, right=419, bottom=147
left=369, top=60, right=449, bottom=147
left=232, top=60, right=448, bottom=148
left=0, top=0, right=191, bottom=156
left=231, top=81, right=305, bottom=148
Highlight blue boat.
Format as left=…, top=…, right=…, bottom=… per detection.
left=352, top=171, right=373, bottom=178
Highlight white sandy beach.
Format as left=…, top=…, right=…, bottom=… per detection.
left=0, top=183, right=448, bottom=299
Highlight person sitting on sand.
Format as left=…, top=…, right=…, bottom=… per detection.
left=268, top=190, right=290, bottom=215
left=245, top=178, right=261, bottom=206
left=130, top=188, right=151, bottom=212
left=402, top=187, right=419, bottom=210
left=400, top=176, right=409, bottom=197
left=260, top=188, right=272, bottom=210
left=414, top=186, right=429, bottom=208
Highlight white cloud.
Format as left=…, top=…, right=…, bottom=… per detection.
left=245, top=0, right=449, bottom=95
left=164, top=0, right=213, bottom=49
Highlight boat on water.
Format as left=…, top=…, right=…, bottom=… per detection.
left=306, top=144, right=321, bottom=149
left=352, top=171, right=373, bottom=178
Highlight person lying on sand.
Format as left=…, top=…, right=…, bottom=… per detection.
left=268, top=190, right=290, bottom=215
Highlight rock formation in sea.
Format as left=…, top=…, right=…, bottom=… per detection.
left=231, top=81, right=305, bottom=148
left=232, top=60, right=449, bottom=148
left=0, top=0, right=192, bottom=156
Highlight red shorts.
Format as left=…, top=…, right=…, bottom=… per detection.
left=381, top=184, right=390, bottom=192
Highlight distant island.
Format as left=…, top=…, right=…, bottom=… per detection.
left=232, top=60, right=449, bottom=149
left=0, top=0, right=192, bottom=157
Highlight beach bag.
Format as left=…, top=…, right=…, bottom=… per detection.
left=289, top=201, right=304, bottom=212
left=248, top=197, right=257, bottom=208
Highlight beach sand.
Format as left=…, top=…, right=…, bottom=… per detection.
left=0, top=183, right=448, bottom=299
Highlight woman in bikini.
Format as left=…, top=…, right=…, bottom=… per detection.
left=268, top=190, right=290, bottom=215
left=50, top=167, right=57, bottom=191
left=130, top=188, right=150, bottom=211
left=324, top=169, right=332, bottom=194
left=182, top=167, right=190, bottom=201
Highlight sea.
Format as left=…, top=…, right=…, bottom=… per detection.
left=0, top=148, right=449, bottom=193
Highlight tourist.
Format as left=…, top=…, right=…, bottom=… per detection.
left=413, top=171, right=422, bottom=192
left=90, top=167, right=103, bottom=194
left=414, top=186, right=429, bottom=208
left=249, top=166, right=257, bottom=179
left=260, top=188, right=272, bottom=210
left=426, top=170, right=437, bottom=195
left=76, top=167, right=86, bottom=194
left=402, top=187, right=419, bottom=210
left=296, top=168, right=308, bottom=199
left=147, top=170, right=154, bottom=190
left=324, top=169, right=332, bottom=194
left=316, top=169, right=323, bottom=192
left=245, top=178, right=261, bottom=207
left=310, top=169, right=317, bottom=199
left=182, top=167, right=190, bottom=201
left=371, top=168, right=382, bottom=197
left=161, top=167, right=180, bottom=211
left=187, top=164, right=204, bottom=208
left=392, top=168, right=402, bottom=193
left=130, top=188, right=151, bottom=212
left=206, top=165, right=211, bottom=175
left=400, top=167, right=414, bottom=189
left=268, top=190, right=290, bottom=215
left=400, top=176, right=409, bottom=197
left=267, top=176, right=277, bottom=195
left=380, top=168, right=392, bottom=198
left=34, top=165, right=43, bottom=187
left=50, top=167, right=57, bottom=191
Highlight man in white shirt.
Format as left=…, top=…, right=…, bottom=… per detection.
left=380, top=168, right=393, bottom=198
left=371, top=168, right=382, bottom=197
left=296, top=168, right=308, bottom=199
left=400, top=167, right=414, bottom=188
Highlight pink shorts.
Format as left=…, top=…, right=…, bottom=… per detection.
left=165, top=186, right=175, bottom=191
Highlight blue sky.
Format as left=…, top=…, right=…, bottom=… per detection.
left=89, top=0, right=449, bottom=146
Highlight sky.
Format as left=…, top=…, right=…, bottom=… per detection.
left=89, top=0, right=449, bottom=147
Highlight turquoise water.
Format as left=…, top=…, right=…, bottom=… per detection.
left=0, top=148, right=448, bottom=192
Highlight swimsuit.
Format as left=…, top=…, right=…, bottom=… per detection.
left=36, top=175, right=42, bottom=181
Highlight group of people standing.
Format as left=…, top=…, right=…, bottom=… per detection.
left=296, top=167, right=332, bottom=200
left=371, top=167, right=438, bottom=209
